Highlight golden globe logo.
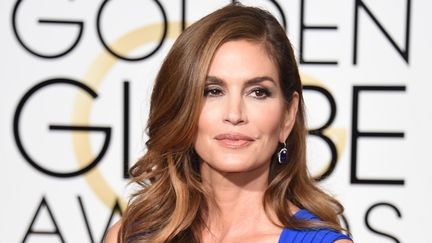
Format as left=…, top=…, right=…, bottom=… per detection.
left=11, top=2, right=410, bottom=242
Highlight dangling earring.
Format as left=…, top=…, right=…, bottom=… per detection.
left=278, top=142, right=288, bottom=164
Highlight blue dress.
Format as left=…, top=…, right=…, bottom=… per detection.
left=278, top=209, right=352, bottom=243
left=128, top=209, right=352, bottom=242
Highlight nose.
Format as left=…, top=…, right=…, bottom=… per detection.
left=223, top=94, right=247, bottom=125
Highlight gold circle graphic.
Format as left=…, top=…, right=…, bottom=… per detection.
left=72, top=22, right=183, bottom=209
left=72, top=22, right=347, bottom=209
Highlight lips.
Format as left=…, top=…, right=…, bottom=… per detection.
left=214, top=133, right=255, bottom=148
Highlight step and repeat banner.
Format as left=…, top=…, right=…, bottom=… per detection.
left=1, top=0, right=430, bottom=242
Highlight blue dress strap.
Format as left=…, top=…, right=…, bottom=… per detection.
left=278, top=209, right=352, bottom=243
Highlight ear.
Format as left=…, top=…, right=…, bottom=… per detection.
left=279, top=92, right=299, bottom=143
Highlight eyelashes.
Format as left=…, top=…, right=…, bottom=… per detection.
left=204, top=86, right=224, bottom=97
left=250, top=87, right=272, bottom=99
left=203, top=86, right=273, bottom=99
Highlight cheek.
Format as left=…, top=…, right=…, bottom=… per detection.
left=247, top=102, right=285, bottom=136
left=194, top=102, right=220, bottom=151
left=197, top=101, right=220, bottom=132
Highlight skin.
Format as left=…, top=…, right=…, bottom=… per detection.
left=195, top=40, right=350, bottom=243
left=196, top=39, right=296, bottom=243
left=105, top=40, right=352, bottom=243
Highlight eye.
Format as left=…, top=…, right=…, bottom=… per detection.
left=204, top=86, right=224, bottom=97
left=250, top=87, right=271, bottom=99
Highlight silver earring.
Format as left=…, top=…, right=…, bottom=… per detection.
left=278, top=142, right=288, bottom=164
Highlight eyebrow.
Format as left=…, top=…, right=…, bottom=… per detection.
left=206, top=75, right=277, bottom=86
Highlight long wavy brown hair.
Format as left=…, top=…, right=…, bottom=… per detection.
left=119, top=3, right=346, bottom=242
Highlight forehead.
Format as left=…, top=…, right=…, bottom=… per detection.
left=207, top=40, right=279, bottom=84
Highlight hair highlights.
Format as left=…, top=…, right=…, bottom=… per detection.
left=119, top=3, right=346, bottom=242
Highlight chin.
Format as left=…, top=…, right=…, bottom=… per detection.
left=204, top=156, right=267, bottom=174
left=212, top=164, right=252, bottom=173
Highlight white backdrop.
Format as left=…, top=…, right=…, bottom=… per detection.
left=1, top=0, right=431, bottom=242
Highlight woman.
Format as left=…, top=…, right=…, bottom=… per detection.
left=106, top=3, right=353, bottom=243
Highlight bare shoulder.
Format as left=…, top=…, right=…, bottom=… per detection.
left=334, top=239, right=353, bottom=243
left=104, top=220, right=122, bottom=243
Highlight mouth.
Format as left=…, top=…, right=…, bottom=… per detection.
left=214, top=133, right=255, bottom=149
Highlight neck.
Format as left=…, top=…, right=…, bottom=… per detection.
left=201, top=161, right=270, bottom=203
left=200, top=162, right=277, bottom=240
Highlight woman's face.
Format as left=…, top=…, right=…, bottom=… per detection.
left=194, top=40, right=298, bottom=174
